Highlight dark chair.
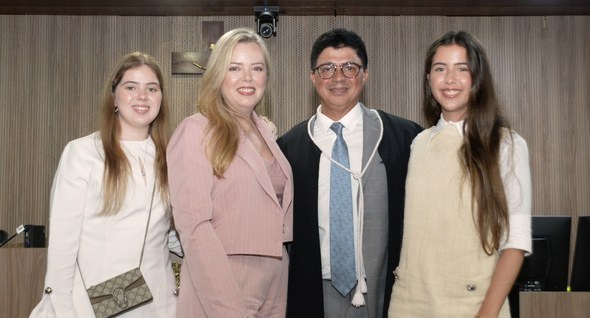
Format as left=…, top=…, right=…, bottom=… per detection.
left=571, top=216, right=590, bottom=291
left=0, top=229, right=8, bottom=245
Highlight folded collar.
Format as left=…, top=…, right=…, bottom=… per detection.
left=428, top=114, right=466, bottom=143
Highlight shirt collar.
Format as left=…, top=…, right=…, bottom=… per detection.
left=429, top=114, right=466, bottom=141
left=315, top=103, right=362, bottom=135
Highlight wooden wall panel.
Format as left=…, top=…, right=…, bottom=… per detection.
left=0, top=248, right=47, bottom=318
left=519, top=292, right=590, bottom=318
left=0, top=15, right=588, bottom=260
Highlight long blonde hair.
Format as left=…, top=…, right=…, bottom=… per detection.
left=197, top=28, right=271, bottom=177
left=99, top=51, right=170, bottom=215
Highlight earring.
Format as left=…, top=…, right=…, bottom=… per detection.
left=114, top=106, right=119, bottom=113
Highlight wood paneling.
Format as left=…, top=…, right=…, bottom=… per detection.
left=0, top=0, right=589, bottom=16
left=0, top=16, right=589, bottom=316
left=1, top=15, right=589, bottom=239
left=519, top=292, right=590, bottom=318
left=0, top=248, right=183, bottom=318
left=0, top=247, right=47, bottom=318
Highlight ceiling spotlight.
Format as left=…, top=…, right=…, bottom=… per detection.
left=254, top=6, right=279, bottom=38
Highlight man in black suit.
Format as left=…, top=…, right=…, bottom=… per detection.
left=277, top=28, right=422, bottom=318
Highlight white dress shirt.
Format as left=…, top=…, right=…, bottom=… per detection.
left=312, top=103, right=364, bottom=279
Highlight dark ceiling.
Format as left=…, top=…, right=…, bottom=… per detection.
left=1, top=0, right=589, bottom=16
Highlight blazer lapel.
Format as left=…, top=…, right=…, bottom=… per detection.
left=258, top=116, right=293, bottom=213
left=234, top=113, right=291, bottom=212
left=360, top=103, right=383, bottom=187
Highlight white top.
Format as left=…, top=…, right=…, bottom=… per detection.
left=36, top=132, right=177, bottom=318
left=312, top=103, right=364, bottom=279
left=425, top=117, right=532, bottom=253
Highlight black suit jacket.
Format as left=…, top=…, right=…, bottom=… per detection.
left=277, top=109, right=422, bottom=318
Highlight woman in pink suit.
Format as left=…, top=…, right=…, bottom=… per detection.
left=167, top=28, right=293, bottom=318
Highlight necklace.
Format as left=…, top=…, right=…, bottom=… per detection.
left=138, top=139, right=149, bottom=186
left=124, top=138, right=150, bottom=186
left=139, top=156, right=146, bottom=177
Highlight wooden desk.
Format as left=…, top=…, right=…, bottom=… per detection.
left=520, top=292, right=590, bottom=318
left=0, top=247, right=47, bottom=318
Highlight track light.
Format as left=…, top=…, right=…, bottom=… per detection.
left=254, top=6, right=279, bottom=38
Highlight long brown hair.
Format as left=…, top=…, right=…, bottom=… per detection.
left=197, top=28, right=271, bottom=177
left=423, top=31, right=510, bottom=255
left=99, top=51, right=169, bottom=215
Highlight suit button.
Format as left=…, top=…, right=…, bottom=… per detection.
left=466, top=283, right=476, bottom=291
left=44, top=287, right=53, bottom=294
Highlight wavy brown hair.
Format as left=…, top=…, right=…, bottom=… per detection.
left=423, top=31, right=511, bottom=255
left=99, top=51, right=169, bottom=215
left=197, top=28, right=271, bottom=177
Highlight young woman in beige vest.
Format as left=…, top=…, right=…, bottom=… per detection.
left=388, top=31, right=532, bottom=318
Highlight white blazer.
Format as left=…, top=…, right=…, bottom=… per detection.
left=30, top=132, right=177, bottom=318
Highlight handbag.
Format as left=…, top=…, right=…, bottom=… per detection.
left=79, top=183, right=156, bottom=318
left=86, top=267, right=152, bottom=318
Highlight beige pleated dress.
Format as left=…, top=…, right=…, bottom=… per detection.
left=388, top=124, right=510, bottom=317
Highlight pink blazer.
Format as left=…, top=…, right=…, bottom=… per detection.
left=167, top=112, right=293, bottom=317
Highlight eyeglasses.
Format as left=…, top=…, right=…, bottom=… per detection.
left=313, top=62, right=363, bottom=79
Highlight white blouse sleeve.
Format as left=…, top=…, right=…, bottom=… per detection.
left=498, top=131, right=532, bottom=254
left=41, top=138, right=93, bottom=317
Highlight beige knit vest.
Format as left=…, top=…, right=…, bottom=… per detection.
left=389, top=125, right=510, bottom=317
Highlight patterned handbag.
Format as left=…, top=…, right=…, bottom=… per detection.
left=80, top=184, right=156, bottom=317
left=86, top=267, right=152, bottom=318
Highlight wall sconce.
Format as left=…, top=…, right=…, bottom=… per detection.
left=171, top=21, right=224, bottom=74
left=254, top=6, right=279, bottom=38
